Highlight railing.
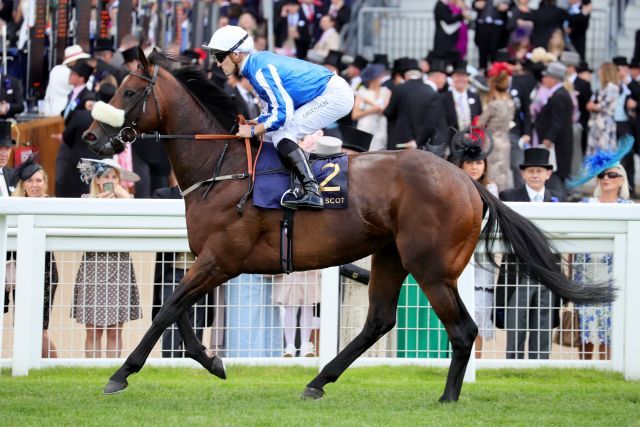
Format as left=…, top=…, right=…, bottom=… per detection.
left=356, top=7, right=611, bottom=69
left=1, top=198, right=639, bottom=382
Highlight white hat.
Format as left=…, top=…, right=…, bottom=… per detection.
left=203, top=26, right=254, bottom=54
left=62, top=45, right=91, bottom=65
left=77, top=158, right=141, bottom=183
left=314, top=136, right=343, bottom=156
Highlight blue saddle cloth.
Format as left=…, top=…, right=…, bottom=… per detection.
left=253, top=143, right=348, bottom=209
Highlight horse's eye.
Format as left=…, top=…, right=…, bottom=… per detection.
left=124, top=90, right=136, bottom=98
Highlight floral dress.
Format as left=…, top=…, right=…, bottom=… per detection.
left=572, top=196, right=632, bottom=345
left=587, top=82, right=618, bottom=155
left=479, top=99, right=515, bottom=191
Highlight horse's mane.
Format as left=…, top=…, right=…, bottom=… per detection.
left=149, top=51, right=237, bottom=131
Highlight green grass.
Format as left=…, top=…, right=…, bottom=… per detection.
left=0, top=366, right=638, bottom=426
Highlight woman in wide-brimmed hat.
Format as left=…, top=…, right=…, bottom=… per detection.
left=72, top=158, right=141, bottom=358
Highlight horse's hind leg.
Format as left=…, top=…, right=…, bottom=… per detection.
left=303, top=244, right=407, bottom=399
left=176, top=311, right=226, bottom=379
left=417, top=279, right=477, bottom=402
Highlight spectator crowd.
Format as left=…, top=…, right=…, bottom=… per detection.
left=0, top=0, right=630, bottom=361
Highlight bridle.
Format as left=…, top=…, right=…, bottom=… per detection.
left=94, top=65, right=163, bottom=153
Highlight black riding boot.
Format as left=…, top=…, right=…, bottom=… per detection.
left=277, top=139, right=324, bottom=210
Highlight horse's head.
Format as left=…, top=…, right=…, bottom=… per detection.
left=83, top=47, right=164, bottom=156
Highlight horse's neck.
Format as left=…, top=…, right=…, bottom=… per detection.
left=161, top=97, right=250, bottom=195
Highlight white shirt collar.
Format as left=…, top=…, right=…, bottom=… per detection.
left=525, top=184, right=545, bottom=202
left=425, top=79, right=438, bottom=91
left=568, top=73, right=577, bottom=84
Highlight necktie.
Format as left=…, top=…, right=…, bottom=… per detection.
left=533, top=194, right=543, bottom=202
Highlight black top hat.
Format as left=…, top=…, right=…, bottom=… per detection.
left=94, top=37, right=115, bottom=52
left=11, top=155, right=43, bottom=187
left=452, top=60, right=468, bottom=75
left=341, top=126, right=372, bottom=153
left=493, top=49, right=517, bottom=65
left=70, top=60, right=95, bottom=81
left=631, top=57, right=640, bottom=69
left=0, top=120, right=15, bottom=147
left=352, top=55, right=368, bottom=70
left=613, top=56, right=629, bottom=67
left=324, top=50, right=344, bottom=69
left=577, top=61, right=593, bottom=73
left=519, top=148, right=553, bottom=170
left=96, top=83, right=117, bottom=103
left=398, top=58, right=420, bottom=75
left=424, top=50, right=437, bottom=62
left=429, top=59, right=448, bottom=74
left=122, top=46, right=139, bottom=64
left=392, top=57, right=407, bottom=75
left=372, top=53, right=390, bottom=69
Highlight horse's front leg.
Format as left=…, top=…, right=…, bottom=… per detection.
left=104, top=255, right=232, bottom=394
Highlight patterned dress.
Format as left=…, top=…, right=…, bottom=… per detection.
left=572, top=197, right=631, bottom=345
left=72, top=252, right=141, bottom=327
left=587, top=82, right=618, bottom=155
left=479, top=99, right=515, bottom=192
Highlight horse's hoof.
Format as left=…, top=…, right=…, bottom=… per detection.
left=104, top=379, right=128, bottom=395
left=301, top=386, right=325, bottom=400
left=209, top=355, right=226, bottom=380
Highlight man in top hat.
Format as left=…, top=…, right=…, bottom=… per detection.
left=384, top=58, right=448, bottom=155
left=42, top=45, right=90, bottom=116
left=425, top=59, right=450, bottom=93
left=121, top=46, right=140, bottom=74
left=497, top=147, right=562, bottom=360
left=61, top=60, right=95, bottom=124
left=535, top=61, right=573, bottom=192
left=442, top=60, right=482, bottom=144
left=561, top=51, right=592, bottom=158
left=93, top=37, right=126, bottom=85
left=612, top=56, right=638, bottom=195
left=0, top=120, right=15, bottom=197
left=345, top=55, right=368, bottom=90
left=204, top=25, right=354, bottom=210
left=0, top=67, right=24, bottom=119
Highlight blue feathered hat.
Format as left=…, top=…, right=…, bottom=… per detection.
left=567, top=135, right=634, bottom=188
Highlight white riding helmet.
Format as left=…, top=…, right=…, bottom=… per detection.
left=203, top=25, right=254, bottom=55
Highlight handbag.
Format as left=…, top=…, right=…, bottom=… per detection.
left=553, top=305, right=581, bottom=347
left=5, top=259, right=16, bottom=293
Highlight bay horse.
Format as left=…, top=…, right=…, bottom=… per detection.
left=82, top=49, right=614, bottom=401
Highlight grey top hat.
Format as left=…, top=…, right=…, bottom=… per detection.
left=542, top=61, right=567, bottom=81
left=560, top=51, right=581, bottom=67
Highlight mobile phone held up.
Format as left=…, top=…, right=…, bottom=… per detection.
left=103, top=182, right=114, bottom=193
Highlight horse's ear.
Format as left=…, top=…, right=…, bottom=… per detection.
left=137, top=44, right=150, bottom=74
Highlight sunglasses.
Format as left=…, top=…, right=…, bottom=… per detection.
left=597, top=171, right=623, bottom=179
left=210, top=34, right=249, bottom=64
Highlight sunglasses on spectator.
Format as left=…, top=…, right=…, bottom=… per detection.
left=209, top=34, right=249, bottom=63
left=597, top=171, right=623, bottom=179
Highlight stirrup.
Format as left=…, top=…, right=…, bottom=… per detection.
left=280, top=188, right=302, bottom=210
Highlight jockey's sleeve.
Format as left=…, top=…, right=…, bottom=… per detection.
left=254, top=64, right=295, bottom=132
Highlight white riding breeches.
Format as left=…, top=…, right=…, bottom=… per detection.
left=263, top=74, right=355, bottom=147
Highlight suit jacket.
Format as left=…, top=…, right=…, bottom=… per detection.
left=510, top=73, right=537, bottom=138
left=495, top=185, right=563, bottom=329
left=0, top=74, right=24, bottom=118
left=384, top=79, right=448, bottom=151
left=530, top=5, right=569, bottom=48
left=56, top=109, right=104, bottom=197
left=573, top=76, right=592, bottom=129
left=1, top=166, right=15, bottom=196
left=534, top=86, right=574, bottom=180
left=62, top=87, right=94, bottom=124
left=442, top=89, right=483, bottom=143
left=274, top=9, right=312, bottom=60
left=567, top=7, right=590, bottom=59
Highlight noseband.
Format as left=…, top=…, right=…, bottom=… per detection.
left=95, top=65, right=162, bottom=152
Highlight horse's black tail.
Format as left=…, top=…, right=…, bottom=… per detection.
left=473, top=180, right=616, bottom=304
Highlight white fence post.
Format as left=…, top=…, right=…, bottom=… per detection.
left=459, top=261, right=475, bottom=383
left=319, top=266, right=340, bottom=371
left=624, top=222, right=640, bottom=380
left=0, top=214, right=7, bottom=364
left=611, top=234, right=626, bottom=373
left=12, top=216, right=45, bottom=376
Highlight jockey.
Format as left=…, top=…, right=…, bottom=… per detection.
left=203, top=25, right=354, bottom=210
